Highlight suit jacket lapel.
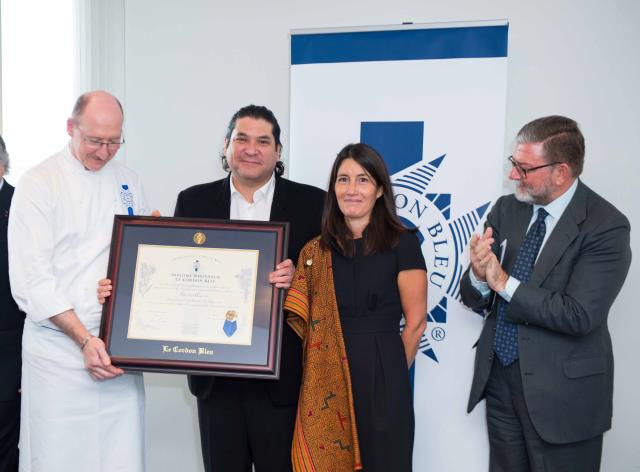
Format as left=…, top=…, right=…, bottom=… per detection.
left=529, top=180, right=586, bottom=286
left=269, top=176, right=289, bottom=222
left=214, top=175, right=231, bottom=219
left=0, top=180, right=14, bottom=206
left=0, top=181, right=14, bottom=221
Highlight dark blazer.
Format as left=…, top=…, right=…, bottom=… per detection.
left=174, top=174, right=325, bottom=405
left=460, top=180, right=631, bottom=444
left=0, top=181, right=25, bottom=401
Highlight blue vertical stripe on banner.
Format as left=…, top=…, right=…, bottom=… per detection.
left=361, top=122, right=424, bottom=175
left=291, top=25, right=508, bottom=64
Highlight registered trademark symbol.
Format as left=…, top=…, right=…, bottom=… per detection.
left=394, top=157, right=488, bottom=363
left=431, top=327, right=446, bottom=341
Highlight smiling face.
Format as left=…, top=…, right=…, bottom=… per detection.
left=334, top=158, right=383, bottom=229
left=67, top=93, right=124, bottom=172
left=224, top=116, right=281, bottom=189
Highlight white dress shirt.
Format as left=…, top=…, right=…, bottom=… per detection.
left=229, top=173, right=275, bottom=221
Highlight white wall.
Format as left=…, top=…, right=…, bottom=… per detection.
left=0, top=0, right=75, bottom=183
left=118, top=1, right=639, bottom=470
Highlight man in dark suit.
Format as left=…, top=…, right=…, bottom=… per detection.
left=460, top=116, right=631, bottom=472
left=0, top=135, right=25, bottom=472
left=174, top=105, right=325, bottom=472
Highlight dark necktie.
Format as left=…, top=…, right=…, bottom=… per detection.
left=493, top=207, right=548, bottom=366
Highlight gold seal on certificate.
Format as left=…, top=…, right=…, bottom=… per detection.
left=193, top=232, right=206, bottom=245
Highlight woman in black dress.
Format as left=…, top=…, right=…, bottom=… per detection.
left=286, top=143, right=427, bottom=471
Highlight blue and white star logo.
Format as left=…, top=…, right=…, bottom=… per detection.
left=361, top=121, right=490, bottom=364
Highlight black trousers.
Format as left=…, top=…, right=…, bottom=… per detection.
left=0, top=397, right=20, bottom=472
left=485, top=359, right=602, bottom=472
left=196, top=379, right=296, bottom=472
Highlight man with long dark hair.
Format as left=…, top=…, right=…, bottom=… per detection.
left=174, top=105, right=325, bottom=471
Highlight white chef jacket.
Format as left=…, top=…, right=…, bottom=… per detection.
left=8, top=145, right=148, bottom=471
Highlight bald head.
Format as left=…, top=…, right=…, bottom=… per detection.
left=67, top=91, right=125, bottom=171
left=71, top=90, right=124, bottom=124
left=71, top=91, right=123, bottom=123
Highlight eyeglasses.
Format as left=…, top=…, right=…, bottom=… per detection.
left=77, top=127, right=125, bottom=151
left=508, top=155, right=561, bottom=179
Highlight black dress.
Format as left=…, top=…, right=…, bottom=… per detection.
left=331, top=231, right=426, bottom=472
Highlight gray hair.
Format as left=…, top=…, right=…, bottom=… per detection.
left=0, top=135, right=9, bottom=174
left=516, top=115, right=585, bottom=177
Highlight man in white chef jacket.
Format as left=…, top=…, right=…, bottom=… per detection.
left=8, top=90, right=147, bottom=471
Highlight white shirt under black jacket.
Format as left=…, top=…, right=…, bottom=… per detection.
left=8, top=145, right=148, bottom=471
left=229, top=172, right=276, bottom=221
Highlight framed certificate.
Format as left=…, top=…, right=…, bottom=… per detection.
left=99, top=215, right=289, bottom=379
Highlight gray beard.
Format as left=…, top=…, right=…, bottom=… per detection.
left=513, top=183, right=551, bottom=205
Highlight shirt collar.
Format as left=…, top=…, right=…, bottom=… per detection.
left=64, top=142, right=111, bottom=174
left=0, top=177, right=4, bottom=191
left=64, top=143, right=90, bottom=173
left=534, top=178, right=579, bottom=221
left=229, top=173, right=275, bottom=204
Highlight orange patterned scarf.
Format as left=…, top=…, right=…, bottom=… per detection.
left=284, top=238, right=362, bottom=471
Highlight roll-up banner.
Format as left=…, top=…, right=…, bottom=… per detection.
left=290, top=21, right=508, bottom=470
